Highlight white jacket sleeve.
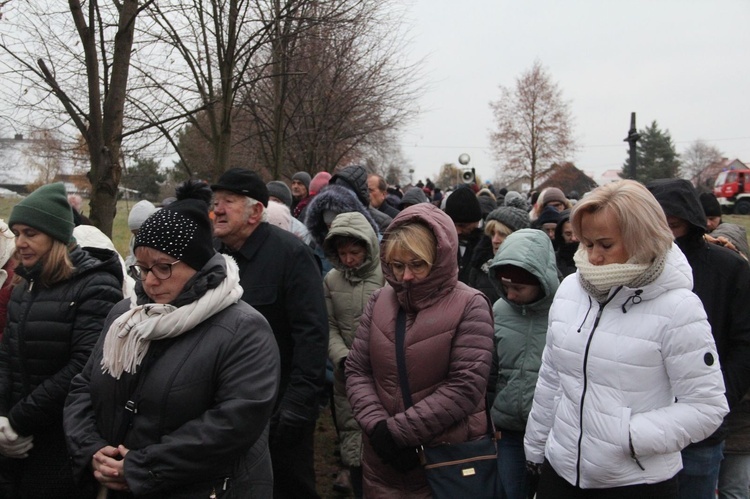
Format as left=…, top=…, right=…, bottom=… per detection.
left=627, top=294, right=728, bottom=457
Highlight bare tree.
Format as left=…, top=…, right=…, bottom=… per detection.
left=238, top=0, right=422, bottom=180
left=489, top=60, right=577, bottom=190
left=124, top=0, right=283, bottom=181
left=25, top=128, right=64, bottom=189
left=680, top=139, right=723, bottom=183
left=434, top=163, right=463, bottom=190
left=0, top=0, right=147, bottom=236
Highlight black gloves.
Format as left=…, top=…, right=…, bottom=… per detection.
left=369, top=420, right=420, bottom=472
left=526, top=460, right=543, bottom=477
left=271, top=409, right=311, bottom=446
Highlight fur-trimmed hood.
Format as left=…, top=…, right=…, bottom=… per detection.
left=304, top=184, right=379, bottom=247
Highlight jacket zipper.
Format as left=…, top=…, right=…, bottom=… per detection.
left=18, top=279, right=37, bottom=396
left=575, top=286, right=622, bottom=487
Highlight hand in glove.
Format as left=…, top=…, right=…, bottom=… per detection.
left=368, top=420, right=402, bottom=463
left=271, top=409, right=311, bottom=447
left=369, top=421, right=421, bottom=472
left=0, top=417, right=33, bottom=459
left=389, top=446, right=421, bottom=473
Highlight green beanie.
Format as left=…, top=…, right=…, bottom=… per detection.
left=9, top=182, right=75, bottom=244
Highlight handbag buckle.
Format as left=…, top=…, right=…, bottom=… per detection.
left=461, top=467, right=476, bottom=477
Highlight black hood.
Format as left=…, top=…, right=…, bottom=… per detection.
left=646, top=178, right=707, bottom=234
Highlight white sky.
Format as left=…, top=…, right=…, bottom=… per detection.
left=399, top=0, right=750, bottom=185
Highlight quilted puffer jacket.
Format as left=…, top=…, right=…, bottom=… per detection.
left=346, top=203, right=494, bottom=498
left=524, top=245, right=728, bottom=489
left=323, top=212, right=384, bottom=467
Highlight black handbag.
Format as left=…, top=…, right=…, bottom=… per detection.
left=394, top=308, right=500, bottom=498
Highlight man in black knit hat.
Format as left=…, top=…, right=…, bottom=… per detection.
left=444, top=186, right=484, bottom=285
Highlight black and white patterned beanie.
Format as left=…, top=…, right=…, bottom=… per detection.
left=134, top=181, right=215, bottom=270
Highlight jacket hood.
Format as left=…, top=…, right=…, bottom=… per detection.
left=647, top=178, right=707, bottom=234
left=304, top=184, right=379, bottom=247
left=381, top=203, right=458, bottom=312
left=554, top=209, right=571, bottom=241
left=488, top=229, right=560, bottom=312
left=17, top=245, right=124, bottom=287
left=323, top=211, right=381, bottom=281
left=398, top=186, right=429, bottom=208
left=330, top=165, right=370, bottom=207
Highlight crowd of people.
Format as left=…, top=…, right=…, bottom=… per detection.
left=0, top=167, right=747, bottom=499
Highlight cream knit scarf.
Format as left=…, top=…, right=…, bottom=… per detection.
left=101, top=254, right=243, bottom=379
left=574, top=247, right=666, bottom=302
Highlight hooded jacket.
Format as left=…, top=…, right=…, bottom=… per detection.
left=0, top=246, right=123, bottom=497
left=304, top=184, right=380, bottom=248
left=525, top=245, right=728, bottom=489
left=323, top=212, right=385, bottom=468
left=648, top=179, right=750, bottom=415
left=346, top=203, right=494, bottom=497
left=399, top=186, right=429, bottom=209
left=64, top=253, right=280, bottom=498
left=0, top=246, right=123, bottom=433
left=323, top=212, right=385, bottom=366
left=330, top=165, right=393, bottom=232
left=554, top=209, right=579, bottom=277
left=488, top=229, right=559, bottom=432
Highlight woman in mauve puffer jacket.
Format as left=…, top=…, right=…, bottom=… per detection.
left=346, top=203, right=494, bottom=498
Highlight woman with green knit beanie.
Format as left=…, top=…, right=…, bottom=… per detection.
left=0, top=182, right=124, bottom=497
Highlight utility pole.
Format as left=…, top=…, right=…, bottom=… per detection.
left=624, top=112, right=640, bottom=180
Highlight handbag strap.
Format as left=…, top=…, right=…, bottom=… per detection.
left=395, top=307, right=413, bottom=409
left=394, top=306, right=497, bottom=439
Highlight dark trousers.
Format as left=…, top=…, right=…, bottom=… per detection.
left=270, top=419, right=320, bottom=499
left=536, top=460, right=678, bottom=499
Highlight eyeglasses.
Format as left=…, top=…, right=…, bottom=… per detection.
left=389, top=259, right=431, bottom=276
left=129, top=261, right=181, bottom=281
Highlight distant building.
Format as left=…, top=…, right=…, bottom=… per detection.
left=536, top=162, right=598, bottom=198
left=595, top=169, right=623, bottom=185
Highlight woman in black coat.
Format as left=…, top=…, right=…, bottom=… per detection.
left=64, top=182, right=280, bottom=498
left=0, top=182, right=123, bottom=498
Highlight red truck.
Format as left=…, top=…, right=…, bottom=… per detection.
left=714, top=169, right=750, bottom=214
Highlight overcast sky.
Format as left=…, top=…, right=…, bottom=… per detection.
left=399, top=0, right=750, bottom=185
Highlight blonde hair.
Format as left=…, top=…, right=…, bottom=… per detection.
left=571, top=180, right=673, bottom=263
left=37, top=240, right=75, bottom=287
left=484, top=220, right=513, bottom=238
left=383, top=223, right=437, bottom=266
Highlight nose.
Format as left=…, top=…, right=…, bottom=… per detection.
left=144, top=269, right=161, bottom=286
left=570, top=234, right=579, bottom=243
left=505, top=289, right=517, bottom=301
left=402, top=267, right=415, bottom=281
left=589, top=247, right=604, bottom=266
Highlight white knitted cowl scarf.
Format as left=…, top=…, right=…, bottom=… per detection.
left=574, top=247, right=666, bottom=302
left=101, top=254, right=243, bottom=379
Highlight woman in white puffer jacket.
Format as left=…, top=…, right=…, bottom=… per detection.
left=524, top=180, right=728, bottom=498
